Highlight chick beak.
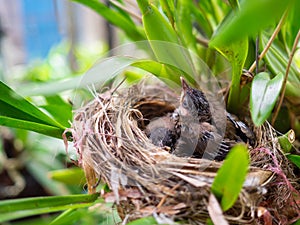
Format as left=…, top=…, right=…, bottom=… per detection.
left=179, top=77, right=190, bottom=116
left=180, top=76, right=190, bottom=93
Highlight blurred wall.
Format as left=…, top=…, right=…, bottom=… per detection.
left=0, top=0, right=108, bottom=78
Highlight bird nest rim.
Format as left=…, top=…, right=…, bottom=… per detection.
left=68, top=80, right=299, bottom=224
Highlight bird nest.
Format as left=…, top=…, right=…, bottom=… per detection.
left=68, top=80, right=300, bottom=224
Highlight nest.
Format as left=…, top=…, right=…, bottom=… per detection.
left=69, top=80, right=300, bottom=224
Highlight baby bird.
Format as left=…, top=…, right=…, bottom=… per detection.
left=174, top=77, right=255, bottom=160
left=145, top=77, right=255, bottom=161
left=145, top=114, right=179, bottom=150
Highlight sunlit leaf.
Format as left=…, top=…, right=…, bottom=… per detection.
left=211, top=144, right=249, bottom=211
left=210, top=0, right=294, bottom=46
left=42, top=95, right=73, bottom=128
left=250, top=72, right=284, bottom=126
left=0, top=81, right=64, bottom=128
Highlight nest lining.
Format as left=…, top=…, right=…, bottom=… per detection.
left=69, top=81, right=300, bottom=224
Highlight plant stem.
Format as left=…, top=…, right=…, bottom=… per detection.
left=109, top=0, right=142, bottom=22
left=248, top=10, right=288, bottom=74
left=196, top=36, right=209, bottom=48
left=272, top=30, right=300, bottom=125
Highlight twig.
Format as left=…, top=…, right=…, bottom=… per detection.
left=255, top=36, right=259, bottom=75
left=272, top=30, right=300, bottom=125
left=196, top=36, right=209, bottom=48
left=109, top=0, right=142, bottom=22
left=248, top=10, right=288, bottom=74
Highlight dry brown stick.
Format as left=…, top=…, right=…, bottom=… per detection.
left=272, top=30, right=300, bottom=125
left=156, top=182, right=181, bottom=209
left=109, top=0, right=142, bottom=22
left=248, top=10, right=288, bottom=74
left=196, top=36, right=209, bottom=48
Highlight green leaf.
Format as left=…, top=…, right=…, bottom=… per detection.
left=41, top=95, right=72, bottom=128
left=132, top=60, right=184, bottom=86
left=278, top=129, right=295, bottom=153
left=218, top=38, right=248, bottom=112
left=18, top=76, right=83, bottom=97
left=48, top=168, right=86, bottom=185
left=209, top=0, right=248, bottom=112
left=281, top=0, right=300, bottom=49
left=211, top=144, right=249, bottom=211
left=127, top=217, right=158, bottom=225
left=0, top=81, right=64, bottom=128
left=50, top=209, right=78, bottom=225
left=0, top=116, right=64, bottom=139
left=292, top=219, right=300, bottom=225
left=210, top=0, right=293, bottom=46
left=250, top=72, right=284, bottom=126
left=160, top=0, right=175, bottom=26
left=190, top=3, right=213, bottom=38
left=72, top=0, right=145, bottom=41
left=137, top=0, right=193, bottom=73
left=286, top=154, right=300, bottom=169
left=175, top=0, right=197, bottom=52
left=261, top=32, right=300, bottom=98
left=0, top=194, right=99, bottom=223
left=137, top=0, right=178, bottom=44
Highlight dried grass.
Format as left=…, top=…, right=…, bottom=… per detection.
left=68, top=81, right=300, bottom=224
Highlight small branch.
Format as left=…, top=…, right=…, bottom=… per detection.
left=255, top=36, right=259, bottom=75
left=109, top=0, right=142, bottom=22
left=272, top=30, right=300, bottom=125
left=196, top=36, right=209, bottom=48
left=248, top=10, right=288, bottom=74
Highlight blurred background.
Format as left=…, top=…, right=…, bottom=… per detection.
left=0, top=0, right=119, bottom=82
left=0, top=0, right=118, bottom=199
left=0, top=1, right=121, bottom=223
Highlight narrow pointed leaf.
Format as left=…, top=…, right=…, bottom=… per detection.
left=0, top=81, right=64, bottom=128
left=0, top=116, right=64, bottom=139
left=0, top=194, right=99, bottom=223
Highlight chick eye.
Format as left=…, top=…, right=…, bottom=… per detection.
left=183, top=95, right=195, bottom=109
left=182, top=97, right=189, bottom=108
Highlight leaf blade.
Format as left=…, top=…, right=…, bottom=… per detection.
left=0, top=116, right=64, bottom=139
left=210, top=0, right=293, bottom=46
left=250, top=72, right=284, bottom=126
left=211, top=144, right=249, bottom=211
left=0, top=81, right=64, bottom=128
